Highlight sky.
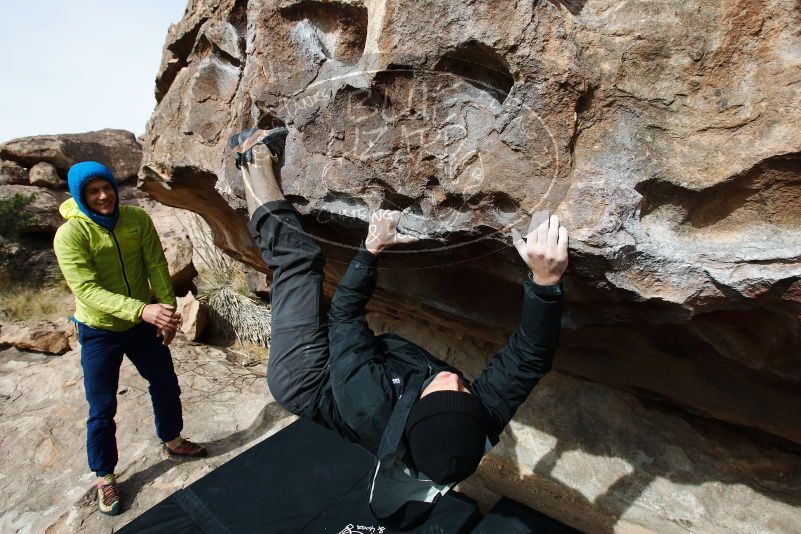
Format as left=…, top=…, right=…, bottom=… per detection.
left=0, top=1, right=188, bottom=143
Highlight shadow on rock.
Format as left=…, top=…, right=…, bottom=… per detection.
left=487, top=372, right=801, bottom=533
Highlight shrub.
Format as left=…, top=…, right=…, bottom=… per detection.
left=0, top=193, right=35, bottom=265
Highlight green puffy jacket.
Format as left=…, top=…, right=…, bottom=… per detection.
left=53, top=198, right=176, bottom=332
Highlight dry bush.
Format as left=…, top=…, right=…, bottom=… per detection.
left=0, top=269, right=73, bottom=322
left=181, top=214, right=272, bottom=356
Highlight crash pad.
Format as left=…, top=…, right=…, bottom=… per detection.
left=119, top=418, right=481, bottom=534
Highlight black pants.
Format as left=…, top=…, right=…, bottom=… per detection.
left=248, top=200, right=330, bottom=415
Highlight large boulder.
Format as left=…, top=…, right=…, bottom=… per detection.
left=246, top=267, right=271, bottom=300
left=0, top=129, right=142, bottom=183
left=138, top=1, right=801, bottom=531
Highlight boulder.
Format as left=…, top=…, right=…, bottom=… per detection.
left=0, top=185, right=62, bottom=234
left=139, top=0, right=801, bottom=442
left=0, top=129, right=142, bottom=183
left=137, top=1, right=801, bottom=531
left=176, top=292, right=207, bottom=341
left=0, top=320, right=71, bottom=354
left=163, top=234, right=198, bottom=296
left=0, top=160, right=27, bottom=185
left=28, top=161, right=62, bottom=189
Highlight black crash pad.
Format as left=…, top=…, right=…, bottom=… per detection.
left=120, top=418, right=481, bottom=534
left=471, top=497, right=579, bottom=534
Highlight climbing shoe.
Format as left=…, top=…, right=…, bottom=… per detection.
left=96, top=474, right=121, bottom=516
left=228, top=126, right=288, bottom=168
left=162, top=437, right=208, bottom=459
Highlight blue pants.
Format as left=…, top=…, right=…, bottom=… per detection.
left=78, top=321, right=183, bottom=477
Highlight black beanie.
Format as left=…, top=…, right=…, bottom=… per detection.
left=404, top=391, right=490, bottom=485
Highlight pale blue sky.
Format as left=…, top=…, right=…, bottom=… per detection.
left=0, top=1, right=187, bottom=143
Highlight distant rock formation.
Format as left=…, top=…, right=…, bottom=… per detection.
left=139, top=1, right=801, bottom=531
left=0, top=129, right=142, bottom=185
left=0, top=130, right=197, bottom=297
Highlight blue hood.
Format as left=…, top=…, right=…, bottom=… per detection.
left=67, top=161, right=120, bottom=231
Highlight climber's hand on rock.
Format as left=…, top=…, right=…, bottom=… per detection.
left=511, top=210, right=569, bottom=286
left=365, top=210, right=418, bottom=255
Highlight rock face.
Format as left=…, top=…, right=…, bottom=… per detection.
left=0, top=129, right=142, bottom=183
left=139, top=0, right=801, bottom=531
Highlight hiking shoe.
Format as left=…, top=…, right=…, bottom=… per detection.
left=162, top=437, right=208, bottom=459
left=96, top=474, right=121, bottom=516
left=228, top=126, right=289, bottom=168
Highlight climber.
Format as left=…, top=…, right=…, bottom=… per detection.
left=233, top=127, right=567, bottom=527
left=53, top=162, right=207, bottom=517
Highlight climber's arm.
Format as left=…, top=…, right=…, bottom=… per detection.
left=471, top=211, right=568, bottom=440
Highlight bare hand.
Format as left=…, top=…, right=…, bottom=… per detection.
left=141, top=304, right=181, bottom=330
left=511, top=210, right=569, bottom=286
left=365, top=210, right=419, bottom=255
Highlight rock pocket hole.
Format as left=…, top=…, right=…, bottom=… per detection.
left=379, top=189, right=416, bottom=211
left=257, top=113, right=287, bottom=131
left=547, top=0, right=588, bottom=16
left=434, top=42, right=514, bottom=103
left=281, top=1, right=368, bottom=65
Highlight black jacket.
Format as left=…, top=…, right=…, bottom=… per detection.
left=308, top=244, right=563, bottom=522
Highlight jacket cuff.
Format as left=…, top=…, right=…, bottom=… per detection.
left=524, top=271, right=564, bottom=300
left=355, top=242, right=379, bottom=267
left=247, top=200, right=296, bottom=239
left=130, top=302, right=147, bottom=323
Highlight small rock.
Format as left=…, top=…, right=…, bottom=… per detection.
left=0, top=159, right=27, bottom=185
left=0, top=320, right=72, bottom=354
left=163, top=235, right=198, bottom=296
left=177, top=293, right=207, bottom=341
left=28, top=162, right=62, bottom=189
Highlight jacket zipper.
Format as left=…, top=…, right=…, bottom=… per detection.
left=110, top=230, right=132, bottom=296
